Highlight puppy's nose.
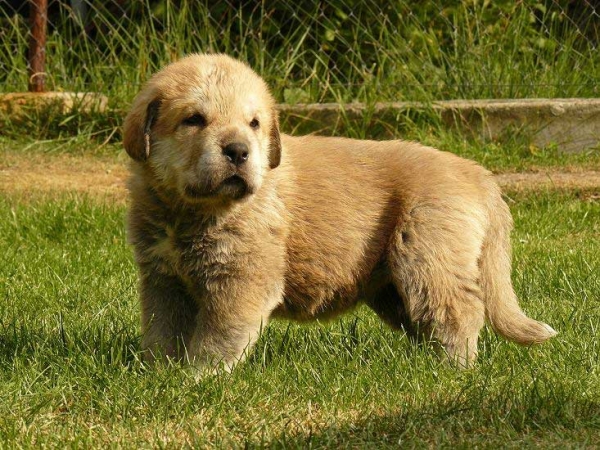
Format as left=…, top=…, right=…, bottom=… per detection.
left=222, top=142, right=249, bottom=166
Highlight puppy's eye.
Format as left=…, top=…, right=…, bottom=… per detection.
left=249, top=118, right=260, bottom=129
left=182, top=113, right=207, bottom=127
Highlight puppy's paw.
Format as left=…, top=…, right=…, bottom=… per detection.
left=184, top=353, right=238, bottom=381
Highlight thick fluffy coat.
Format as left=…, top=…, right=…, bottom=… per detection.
left=123, top=54, right=556, bottom=370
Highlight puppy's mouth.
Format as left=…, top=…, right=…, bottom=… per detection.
left=217, top=174, right=251, bottom=199
left=183, top=175, right=252, bottom=202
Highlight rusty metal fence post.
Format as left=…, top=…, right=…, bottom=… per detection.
left=28, top=0, right=48, bottom=92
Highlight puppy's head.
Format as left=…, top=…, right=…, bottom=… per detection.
left=123, top=54, right=281, bottom=204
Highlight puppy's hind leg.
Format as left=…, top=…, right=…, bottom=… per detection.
left=387, top=206, right=487, bottom=367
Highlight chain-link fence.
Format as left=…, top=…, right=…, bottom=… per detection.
left=1, top=0, right=598, bottom=105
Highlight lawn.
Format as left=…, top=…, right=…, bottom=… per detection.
left=0, top=179, right=598, bottom=446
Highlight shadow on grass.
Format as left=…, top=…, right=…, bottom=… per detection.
left=264, top=395, right=600, bottom=447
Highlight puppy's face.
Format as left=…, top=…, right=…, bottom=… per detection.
left=123, top=54, right=281, bottom=205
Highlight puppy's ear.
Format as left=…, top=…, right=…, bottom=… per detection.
left=123, top=98, right=161, bottom=161
left=268, top=109, right=282, bottom=169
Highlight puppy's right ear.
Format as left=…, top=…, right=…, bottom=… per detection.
left=268, top=109, right=282, bottom=169
left=123, top=99, right=161, bottom=161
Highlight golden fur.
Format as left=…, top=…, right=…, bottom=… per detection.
left=123, top=54, right=556, bottom=370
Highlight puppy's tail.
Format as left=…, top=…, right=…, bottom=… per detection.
left=480, top=194, right=557, bottom=345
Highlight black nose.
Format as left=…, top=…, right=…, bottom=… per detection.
left=222, top=142, right=249, bottom=166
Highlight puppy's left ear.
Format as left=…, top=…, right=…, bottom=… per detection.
left=123, top=98, right=161, bottom=161
left=268, top=109, right=282, bottom=169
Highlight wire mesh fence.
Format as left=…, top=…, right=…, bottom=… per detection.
left=1, top=0, right=599, bottom=105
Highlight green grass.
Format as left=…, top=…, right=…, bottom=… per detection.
left=0, top=190, right=598, bottom=447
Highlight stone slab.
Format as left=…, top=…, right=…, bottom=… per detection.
left=278, top=99, right=600, bottom=153
left=0, top=92, right=108, bottom=116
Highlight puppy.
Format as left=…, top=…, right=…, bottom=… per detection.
left=123, top=54, right=556, bottom=370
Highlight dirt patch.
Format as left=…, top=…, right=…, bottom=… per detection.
left=496, top=169, right=600, bottom=192
left=0, top=152, right=129, bottom=202
left=1, top=153, right=599, bottom=202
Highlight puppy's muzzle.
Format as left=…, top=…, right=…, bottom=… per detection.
left=222, top=142, right=249, bottom=167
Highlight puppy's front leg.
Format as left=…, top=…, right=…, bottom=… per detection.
left=139, top=264, right=198, bottom=363
left=186, top=282, right=283, bottom=373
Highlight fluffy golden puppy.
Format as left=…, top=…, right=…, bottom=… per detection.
left=123, top=54, right=556, bottom=370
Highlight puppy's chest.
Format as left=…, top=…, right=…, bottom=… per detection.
left=147, top=221, right=256, bottom=284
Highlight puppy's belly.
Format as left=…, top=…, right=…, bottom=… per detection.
left=272, top=283, right=361, bottom=321
left=271, top=205, right=398, bottom=322
left=271, top=257, right=391, bottom=322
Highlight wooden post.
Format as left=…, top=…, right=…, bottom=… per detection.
left=28, top=0, right=48, bottom=92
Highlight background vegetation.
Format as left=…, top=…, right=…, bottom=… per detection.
left=0, top=0, right=598, bottom=141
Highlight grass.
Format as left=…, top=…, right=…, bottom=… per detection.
left=0, top=187, right=598, bottom=447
